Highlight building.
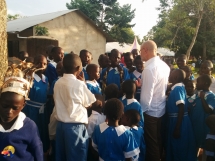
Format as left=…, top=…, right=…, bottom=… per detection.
left=7, top=9, right=113, bottom=64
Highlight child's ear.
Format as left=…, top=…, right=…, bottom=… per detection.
left=76, top=66, right=82, bottom=72
left=21, top=101, right=26, bottom=110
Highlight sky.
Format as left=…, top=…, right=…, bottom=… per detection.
left=6, top=0, right=160, bottom=38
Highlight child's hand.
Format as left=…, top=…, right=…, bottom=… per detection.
left=77, top=71, right=85, bottom=81
left=173, top=127, right=180, bottom=139
left=199, top=91, right=205, bottom=99
left=135, top=78, right=141, bottom=88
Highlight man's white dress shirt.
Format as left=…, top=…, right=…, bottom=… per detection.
left=140, top=56, right=170, bottom=117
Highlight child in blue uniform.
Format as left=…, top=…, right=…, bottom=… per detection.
left=79, top=49, right=92, bottom=80
left=98, top=54, right=110, bottom=70
left=204, top=115, right=215, bottom=161
left=49, top=61, right=64, bottom=96
left=181, top=65, right=195, bottom=81
left=45, top=47, right=64, bottom=86
left=104, top=83, right=119, bottom=100
left=22, top=55, right=49, bottom=153
left=184, top=79, right=197, bottom=112
left=92, top=98, right=140, bottom=161
left=131, top=49, right=139, bottom=58
left=120, top=80, right=144, bottom=127
left=121, top=109, right=146, bottom=161
left=0, top=61, right=43, bottom=161
left=101, top=49, right=130, bottom=91
left=124, top=52, right=135, bottom=73
left=166, top=69, right=196, bottom=161
left=47, top=61, right=64, bottom=160
left=87, top=94, right=106, bottom=161
left=199, top=60, right=215, bottom=93
left=86, top=64, right=102, bottom=95
left=189, top=75, right=215, bottom=154
left=49, top=53, right=96, bottom=161
left=176, top=54, right=194, bottom=80
left=130, top=55, right=144, bottom=102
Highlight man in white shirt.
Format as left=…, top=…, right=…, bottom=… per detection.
left=139, top=40, right=170, bottom=161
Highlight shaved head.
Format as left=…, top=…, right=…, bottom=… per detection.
left=142, top=40, right=157, bottom=52
left=140, top=40, right=157, bottom=61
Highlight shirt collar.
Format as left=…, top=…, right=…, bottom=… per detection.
left=132, top=126, right=138, bottom=130
left=0, top=112, right=26, bottom=132
left=122, top=95, right=138, bottom=105
left=109, top=67, right=118, bottom=72
left=86, top=80, right=99, bottom=87
left=99, top=122, right=127, bottom=136
left=91, top=110, right=101, bottom=115
left=133, top=70, right=142, bottom=78
left=63, top=74, right=77, bottom=79
left=83, top=65, right=88, bottom=70
left=34, top=74, right=46, bottom=83
left=171, top=83, right=184, bottom=90
left=50, top=61, right=57, bottom=68
left=186, top=94, right=196, bottom=99
left=144, top=56, right=159, bottom=68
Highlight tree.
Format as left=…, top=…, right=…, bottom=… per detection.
left=145, top=0, right=215, bottom=59
left=0, top=0, right=8, bottom=84
left=7, top=14, right=22, bottom=21
left=35, top=25, right=49, bottom=36
left=66, top=0, right=136, bottom=44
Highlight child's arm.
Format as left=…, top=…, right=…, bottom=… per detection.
left=173, top=103, right=184, bottom=139
left=199, top=91, right=213, bottom=114
left=49, top=107, right=58, bottom=140
left=29, top=122, right=44, bottom=161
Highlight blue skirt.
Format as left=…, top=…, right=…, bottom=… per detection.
left=166, top=113, right=196, bottom=161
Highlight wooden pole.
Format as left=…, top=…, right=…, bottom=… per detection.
left=0, top=0, right=8, bottom=85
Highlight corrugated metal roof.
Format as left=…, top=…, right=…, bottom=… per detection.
left=7, top=10, right=76, bottom=32
left=7, top=9, right=114, bottom=42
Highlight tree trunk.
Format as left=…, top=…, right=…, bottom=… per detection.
left=186, top=11, right=203, bottom=60
left=0, top=0, right=8, bottom=85
left=202, top=18, right=207, bottom=60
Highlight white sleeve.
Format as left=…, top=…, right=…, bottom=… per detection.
left=140, top=69, right=156, bottom=110
left=48, top=107, right=58, bottom=140
left=87, top=116, right=96, bottom=138
left=82, top=84, right=96, bottom=108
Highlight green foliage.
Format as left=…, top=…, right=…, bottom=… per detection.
left=35, top=25, right=49, bottom=36
left=66, top=0, right=136, bottom=44
left=7, top=14, right=22, bottom=21
left=145, top=0, right=215, bottom=58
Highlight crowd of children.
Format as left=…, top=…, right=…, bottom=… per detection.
left=1, top=45, right=215, bottom=161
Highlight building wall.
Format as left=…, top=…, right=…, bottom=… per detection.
left=7, top=27, right=34, bottom=56
left=38, top=11, right=106, bottom=64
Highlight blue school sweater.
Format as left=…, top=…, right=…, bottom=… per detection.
left=83, top=66, right=89, bottom=80
left=45, top=63, right=58, bottom=86
left=0, top=113, right=43, bottom=161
